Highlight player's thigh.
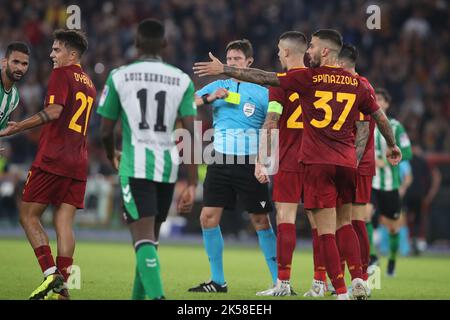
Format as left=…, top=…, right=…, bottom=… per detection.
left=336, top=203, right=353, bottom=228
left=312, top=207, right=337, bottom=235
left=22, top=166, right=71, bottom=208
left=61, top=178, right=87, bottom=209
left=272, top=170, right=303, bottom=204
left=305, top=209, right=316, bottom=228
left=203, top=163, right=235, bottom=209
left=336, top=166, right=357, bottom=206
left=303, top=164, right=337, bottom=210
left=275, top=202, right=299, bottom=224
left=354, top=174, right=373, bottom=206
left=120, top=176, right=158, bottom=224
left=233, top=164, right=273, bottom=214
left=352, top=203, right=367, bottom=221
left=378, top=190, right=401, bottom=221
left=155, top=182, right=175, bottom=223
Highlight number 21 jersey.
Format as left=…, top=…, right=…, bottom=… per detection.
left=33, top=64, right=97, bottom=181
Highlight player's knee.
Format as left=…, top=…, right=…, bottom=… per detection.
left=200, top=210, right=219, bottom=228
left=251, top=214, right=271, bottom=231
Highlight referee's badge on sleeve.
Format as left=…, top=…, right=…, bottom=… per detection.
left=243, top=102, right=255, bottom=117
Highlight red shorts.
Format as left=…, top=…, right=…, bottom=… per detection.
left=272, top=170, right=303, bottom=203
left=354, top=174, right=373, bottom=204
left=22, top=167, right=86, bottom=209
left=303, top=164, right=356, bottom=209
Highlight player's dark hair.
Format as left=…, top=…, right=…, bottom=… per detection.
left=375, top=88, right=392, bottom=103
left=339, top=43, right=358, bottom=65
left=312, top=29, right=343, bottom=51
left=136, top=18, right=165, bottom=55
left=5, top=42, right=30, bottom=58
left=279, top=31, right=307, bottom=45
left=279, top=31, right=307, bottom=52
left=53, top=29, right=88, bottom=56
left=226, top=39, right=253, bottom=59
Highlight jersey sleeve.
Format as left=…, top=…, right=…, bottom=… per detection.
left=178, top=80, right=197, bottom=118
left=358, top=85, right=380, bottom=115
left=396, top=123, right=412, bottom=160
left=45, top=68, right=69, bottom=107
left=277, top=69, right=306, bottom=93
left=97, top=72, right=121, bottom=120
left=195, top=81, right=218, bottom=97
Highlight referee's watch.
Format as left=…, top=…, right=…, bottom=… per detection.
left=202, top=95, right=211, bottom=105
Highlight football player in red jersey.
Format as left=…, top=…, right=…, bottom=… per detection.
left=194, top=29, right=401, bottom=300
left=337, top=43, right=376, bottom=288
left=253, top=31, right=308, bottom=296
left=0, top=30, right=96, bottom=300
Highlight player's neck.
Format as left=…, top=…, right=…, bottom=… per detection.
left=139, top=54, right=162, bottom=61
left=286, top=59, right=305, bottom=70
left=320, top=56, right=339, bottom=68
left=0, top=69, right=14, bottom=92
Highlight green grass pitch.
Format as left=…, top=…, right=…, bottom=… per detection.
left=1, top=238, right=449, bottom=300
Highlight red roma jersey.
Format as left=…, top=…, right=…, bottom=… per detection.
left=277, top=66, right=379, bottom=168
left=32, top=64, right=97, bottom=181
left=356, top=75, right=376, bottom=176
left=269, top=69, right=305, bottom=172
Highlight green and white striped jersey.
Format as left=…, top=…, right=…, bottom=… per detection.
left=97, top=59, right=196, bottom=183
left=372, top=118, right=412, bottom=191
left=0, top=70, right=20, bottom=130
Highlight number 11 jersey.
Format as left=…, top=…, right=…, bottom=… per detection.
left=33, top=64, right=97, bottom=181
left=97, top=59, right=196, bottom=183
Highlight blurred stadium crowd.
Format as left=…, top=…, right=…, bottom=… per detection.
left=0, top=0, right=449, bottom=244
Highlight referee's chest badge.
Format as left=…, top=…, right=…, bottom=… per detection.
left=243, top=102, right=255, bottom=117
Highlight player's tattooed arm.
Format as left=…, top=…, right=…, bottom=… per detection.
left=355, top=121, right=370, bottom=164
left=0, top=104, right=62, bottom=137
left=193, top=52, right=280, bottom=86
left=223, top=66, right=280, bottom=86
left=371, top=109, right=395, bottom=146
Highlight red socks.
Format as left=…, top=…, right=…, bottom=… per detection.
left=277, top=223, right=296, bottom=281
left=319, top=234, right=346, bottom=294
left=352, top=220, right=370, bottom=280
left=34, top=245, right=56, bottom=277
left=57, top=256, right=74, bottom=282
left=336, top=224, right=363, bottom=280
left=311, top=229, right=327, bottom=281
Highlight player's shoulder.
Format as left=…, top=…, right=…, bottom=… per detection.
left=279, top=67, right=309, bottom=77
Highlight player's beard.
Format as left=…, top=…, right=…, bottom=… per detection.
left=5, top=64, right=23, bottom=82
left=309, top=53, right=321, bottom=68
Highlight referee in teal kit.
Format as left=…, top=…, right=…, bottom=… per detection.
left=188, top=39, right=277, bottom=294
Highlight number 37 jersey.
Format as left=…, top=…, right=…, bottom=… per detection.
left=277, top=66, right=379, bottom=168
left=33, top=64, right=97, bottom=181
left=97, top=60, right=196, bottom=183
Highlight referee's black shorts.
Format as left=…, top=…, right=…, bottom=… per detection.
left=203, top=154, right=273, bottom=214
left=371, top=189, right=401, bottom=220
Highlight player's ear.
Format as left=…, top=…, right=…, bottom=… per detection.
left=246, top=57, right=254, bottom=67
